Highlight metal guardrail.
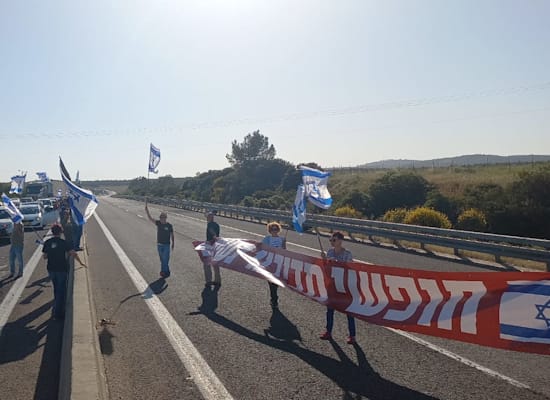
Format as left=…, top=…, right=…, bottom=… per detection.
left=126, top=195, right=550, bottom=270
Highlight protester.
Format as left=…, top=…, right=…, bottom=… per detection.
left=145, top=200, right=174, bottom=278
left=262, top=222, right=286, bottom=309
left=203, top=211, right=221, bottom=287
left=60, top=207, right=74, bottom=247
left=42, top=224, right=86, bottom=320
left=8, top=222, right=24, bottom=278
left=319, top=231, right=356, bottom=344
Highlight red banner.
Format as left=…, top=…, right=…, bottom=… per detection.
left=194, top=240, right=550, bottom=355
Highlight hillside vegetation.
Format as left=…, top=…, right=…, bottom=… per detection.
left=124, top=131, right=550, bottom=240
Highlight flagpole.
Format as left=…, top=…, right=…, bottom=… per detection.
left=314, top=227, right=326, bottom=258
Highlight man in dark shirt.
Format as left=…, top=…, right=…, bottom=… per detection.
left=145, top=200, right=175, bottom=278
left=203, top=211, right=221, bottom=287
left=42, top=224, right=85, bottom=320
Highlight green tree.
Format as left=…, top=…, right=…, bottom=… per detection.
left=226, top=130, right=276, bottom=167
left=368, top=172, right=431, bottom=217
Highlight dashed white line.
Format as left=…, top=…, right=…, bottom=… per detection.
left=94, top=213, right=234, bottom=400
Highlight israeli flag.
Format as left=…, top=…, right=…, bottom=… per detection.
left=36, top=171, right=50, bottom=182
left=292, top=184, right=306, bottom=233
left=499, top=280, right=550, bottom=344
left=9, top=173, right=26, bottom=194
left=57, top=188, right=62, bottom=197
left=149, top=143, right=161, bottom=174
left=60, top=158, right=98, bottom=225
left=1, top=193, right=24, bottom=224
left=299, top=166, right=332, bottom=209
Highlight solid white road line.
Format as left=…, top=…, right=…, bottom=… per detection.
left=94, top=214, right=234, bottom=400
left=386, top=328, right=530, bottom=389
left=0, top=245, right=44, bottom=338
left=123, top=201, right=533, bottom=390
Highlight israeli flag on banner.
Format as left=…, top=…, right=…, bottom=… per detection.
left=499, top=280, right=550, bottom=344
left=36, top=171, right=50, bottom=182
left=1, top=193, right=24, bottom=224
left=60, top=158, right=98, bottom=225
left=9, top=173, right=26, bottom=194
left=149, top=143, right=161, bottom=174
left=299, top=166, right=332, bottom=209
left=292, top=184, right=306, bottom=233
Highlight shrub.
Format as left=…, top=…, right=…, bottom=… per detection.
left=404, top=207, right=452, bottom=228
left=334, top=205, right=363, bottom=219
left=382, top=208, right=408, bottom=223
left=456, top=208, right=487, bottom=232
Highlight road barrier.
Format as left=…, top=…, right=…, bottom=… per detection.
left=127, top=196, right=550, bottom=271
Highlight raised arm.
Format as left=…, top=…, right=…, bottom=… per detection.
left=144, top=199, right=156, bottom=224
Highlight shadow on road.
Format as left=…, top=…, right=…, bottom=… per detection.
left=0, top=300, right=63, bottom=399
left=193, top=306, right=439, bottom=400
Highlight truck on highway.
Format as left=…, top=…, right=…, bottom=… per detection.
left=24, top=181, right=54, bottom=200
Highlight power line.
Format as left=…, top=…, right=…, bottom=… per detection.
left=2, top=80, right=550, bottom=139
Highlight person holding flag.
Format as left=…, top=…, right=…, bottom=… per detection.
left=319, top=231, right=357, bottom=344
left=2, top=193, right=25, bottom=279
left=145, top=200, right=174, bottom=278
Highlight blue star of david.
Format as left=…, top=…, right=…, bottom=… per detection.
left=69, top=190, right=81, bottom=203
left=535, top=299, right=550, bottom=328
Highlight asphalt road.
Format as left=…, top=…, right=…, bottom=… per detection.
left=85, top=196, right=550, bottom=400
left=0, top=197, right=548, bottom=400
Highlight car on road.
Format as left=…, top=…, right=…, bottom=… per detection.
left=0, top=207, right=14, bottom=242
left=20, top=197, right=35, bottom=204
left=20, top=204, right=44, bottom=229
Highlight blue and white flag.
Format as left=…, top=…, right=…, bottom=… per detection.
left=60, top=158, right=98, bottom=225
left=149, top=143, right=161, bottom=174
left=36, top=171, right=50, bottom=182
left=9, top=173, right=26, bottom=194
left=1, top=193, right=23, bottom=224
left=499, top=280, right=550, bottom=344
left=292, top=184, right=307, bottom=233
left=57, top=188, right=62, bottom=198
left=299, top=166, right=332, bottom=209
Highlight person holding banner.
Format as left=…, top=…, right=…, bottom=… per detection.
left=320, top=231, right=356, bottom=344
left=145, top=200, right=174, bottom=278
left=8, top=222, right=24, bottom=278
left=262, top=222, right=286, bottom=309
left=203, top=211, right=221, bottom=287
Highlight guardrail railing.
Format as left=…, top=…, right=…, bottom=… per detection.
left=125, top=195, right=550, bottom=271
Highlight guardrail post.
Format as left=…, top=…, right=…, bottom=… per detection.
left=454, top=248, right=460, bottom=257
left=495, top=254, right=502, bottom=264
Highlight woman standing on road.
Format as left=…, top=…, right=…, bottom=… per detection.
left=319, top=231, right=356, bottom=344
left=262, top=222, right=286, bottom=309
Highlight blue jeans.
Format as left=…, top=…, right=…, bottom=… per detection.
left=326, top=308, right=356, bottom=337
left=157, top=243, right=171, bottom=276
left=9, top=245, right=24, bottom=276
left=49, top=271, right=68, bottom=318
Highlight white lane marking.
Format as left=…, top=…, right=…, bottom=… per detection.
left=0, top=245, right=44, bottom=338
left=137, top=214, right=144, bottom=219
left=94, top=214, right=234, bottom=400
left=386, top=328, right=530, bottom=389
left=124, top=203, right=533, bottom=389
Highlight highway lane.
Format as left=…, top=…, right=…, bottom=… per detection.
left=0, top=228, right=62, bottom=400
left=88, top=196, right=550, bottom=400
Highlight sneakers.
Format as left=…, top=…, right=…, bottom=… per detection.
left=346, top=336, right=356, bottom=344
left=319, top=331, right=332, bottom=340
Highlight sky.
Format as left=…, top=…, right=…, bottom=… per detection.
left=1, top=0, right=549, bottom=181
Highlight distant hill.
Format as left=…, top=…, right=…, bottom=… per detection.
left=356, top=154, right=550, bottom=169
